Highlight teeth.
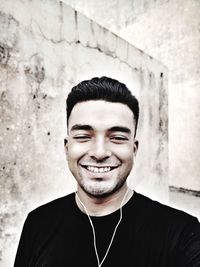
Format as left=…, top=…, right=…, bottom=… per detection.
left=86, top=166, right=112, bottom=173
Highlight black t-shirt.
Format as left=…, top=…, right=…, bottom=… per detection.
left=14, top=192, right=200, bottom=267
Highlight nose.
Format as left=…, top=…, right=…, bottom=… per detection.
left=88, top=137, right=111, bottom=161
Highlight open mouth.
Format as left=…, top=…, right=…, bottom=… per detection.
left=80, top=165, right=119, bottom=173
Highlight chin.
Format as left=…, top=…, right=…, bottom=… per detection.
left=81, top=180, right=125, bottom=198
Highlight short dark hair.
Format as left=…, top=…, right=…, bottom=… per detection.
left=66, top=76, right=139, bottom=136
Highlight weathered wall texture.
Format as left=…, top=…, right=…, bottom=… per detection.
left=63, top=0, right=169, bottom=31
left=0, top=1, right=168, bottom=266
left=65, top=0, right=200, bottom=194
left=119, top=0, right=200, bottom=192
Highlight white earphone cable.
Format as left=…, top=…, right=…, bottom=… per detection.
left=75, top=188, right=130, bottom=267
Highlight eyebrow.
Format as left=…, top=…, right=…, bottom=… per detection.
left=108, top=126, right=131, bottom=134
left=70, top=124, right=131, bottom=134
left=70, top=124, right=93, bottom=131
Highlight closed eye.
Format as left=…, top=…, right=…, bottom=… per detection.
left=73, top=135, right=91, bottom=142
left=110, top=136, right=129, bottom=143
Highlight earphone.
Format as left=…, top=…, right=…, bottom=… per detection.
left=75, top=188, right=130, bottom=267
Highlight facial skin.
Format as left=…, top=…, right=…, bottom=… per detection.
left=65, top=100, right=138, bottom=199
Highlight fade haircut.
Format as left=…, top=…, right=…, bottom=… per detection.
left=66, top=76, right=139, bottom=136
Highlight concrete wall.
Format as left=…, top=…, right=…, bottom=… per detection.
left=63, top=0, right=169, bottom=31
left=119, top=0, right=200, bottom=191
left=64, top=0, right=200, bottom=193
left=0, top=1, right=168, bottom=266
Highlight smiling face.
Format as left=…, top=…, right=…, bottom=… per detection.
left=65, top=100, right=138, bottom=198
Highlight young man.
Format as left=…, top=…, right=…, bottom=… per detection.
left=14, top=77, right=200, bottom=267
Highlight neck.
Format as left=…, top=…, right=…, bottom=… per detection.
left=75, top=184, right=133, bottom=216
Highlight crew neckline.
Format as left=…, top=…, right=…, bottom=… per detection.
left=72, top=191, right=137, bottom=220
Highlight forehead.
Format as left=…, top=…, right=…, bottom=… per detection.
left=68, top=100, right=135, bottom=131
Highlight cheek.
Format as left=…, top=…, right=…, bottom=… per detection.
left=113, top=145, right=134, bottom=160
left=67, top=142, right=88, bottom=159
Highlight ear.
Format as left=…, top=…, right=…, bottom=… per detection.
left=64, top=137, right=68, bottom=156
left=133, top=140, right=139, bottom=156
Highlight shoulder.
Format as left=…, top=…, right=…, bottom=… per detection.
left=133, top=192, right=200, bottom=265
left=133, top=192, right=200, bottom=248
left=133, top=191, right=199, bottom=227
left=26, top=192, right=75, bottom=225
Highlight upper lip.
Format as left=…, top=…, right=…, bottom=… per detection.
left=80, top=164, right=119, bottom=168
